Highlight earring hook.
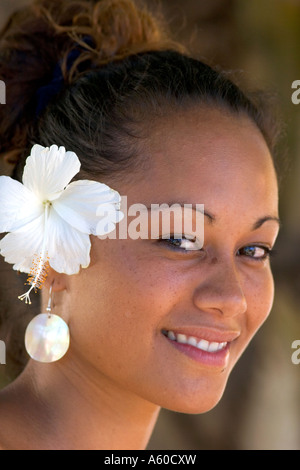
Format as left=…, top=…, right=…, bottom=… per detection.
left=46, top=284, right=54, bottom=317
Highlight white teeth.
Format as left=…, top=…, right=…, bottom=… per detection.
left=164, top=330, right=227, bottom=353
left=198, top=339, right=210, bottom=351
left=208, top=341, right=220, bottom=352
left=177, top=334, right=187, bottom=343
left=167, top=331, right=176, bottom=341
left=187, top=337, right=198, bottom=347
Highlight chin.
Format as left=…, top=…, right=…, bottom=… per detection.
left=164, top=392, right=225, bottom=415
left=152, top=374, right=230, bottom=415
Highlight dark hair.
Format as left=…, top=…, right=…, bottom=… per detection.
left=0, top=0, right=281, bottom=182
left=0, top=0, right=282, bottom=376
left=29, top=49, right=281, bottom=186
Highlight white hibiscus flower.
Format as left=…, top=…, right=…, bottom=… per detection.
left=0, top=144, right=124, bottom=304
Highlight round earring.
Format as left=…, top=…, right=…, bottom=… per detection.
left=24, top=285, right=70, bottom=363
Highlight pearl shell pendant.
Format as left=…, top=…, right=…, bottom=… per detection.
left=25, top=313, right=70, bottom=363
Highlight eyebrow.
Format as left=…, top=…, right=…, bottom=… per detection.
left=145, top=203, right=281, bottom=231
left=251, top=215, right=281, bottom=231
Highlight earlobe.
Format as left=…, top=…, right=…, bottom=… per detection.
left=44, top=268, right=68, bottom=293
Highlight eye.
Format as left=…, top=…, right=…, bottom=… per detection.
left=157, top=234, right=203, bottom=252
left=237, top=245, right=275, bottom=261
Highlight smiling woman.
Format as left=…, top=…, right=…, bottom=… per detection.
left=0, top=0, right=282, bottom=450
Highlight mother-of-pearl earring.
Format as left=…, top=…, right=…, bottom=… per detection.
left=24, top=285, right=70, bottom=363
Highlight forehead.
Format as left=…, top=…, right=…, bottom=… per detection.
left=129, top=107, right=278, bottom=216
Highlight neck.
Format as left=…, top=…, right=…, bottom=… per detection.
left=3, top=356, right=160, bottom=450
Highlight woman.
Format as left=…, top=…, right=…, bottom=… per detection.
left=0, top=0, right=281, bottom=450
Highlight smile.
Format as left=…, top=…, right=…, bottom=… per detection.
left=162, top=329, right=227, bottom=353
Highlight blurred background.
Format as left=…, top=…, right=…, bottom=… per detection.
left=1, top=0, right=300, bottom=450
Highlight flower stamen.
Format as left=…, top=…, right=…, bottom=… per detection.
left=18, top=255, right=50, bottom=304
left=18, top=202, right=51, bottom=304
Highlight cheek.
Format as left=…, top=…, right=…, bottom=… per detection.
left=223, top=266, right=275, bottom=380
left=66, top=245, right=184, bottom=369
left=243, top=266, right=275, bottom=339
left=64, top=250, right=199, bottom=409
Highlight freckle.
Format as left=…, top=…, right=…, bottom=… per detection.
left=211, top=257, right=218, bottom=264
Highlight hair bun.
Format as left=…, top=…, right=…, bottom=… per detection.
left=0, top=0, right=184, bottom=168
left=35, top=0, right=185, bottom=82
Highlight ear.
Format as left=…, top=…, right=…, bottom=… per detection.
left=0, top=151, right=18, bottom=176
left=3, top=150, right=19, bottom=166
left=44, top=267, right=68, bottom=293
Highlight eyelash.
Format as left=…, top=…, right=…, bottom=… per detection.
left=237, top=245, right=276, bottom=261
left=157, top=236, right=276, bottom=262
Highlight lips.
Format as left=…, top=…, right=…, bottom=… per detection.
left=161, top=327, right=240, bottom=366
left=162, top=330, right=228, bottom=352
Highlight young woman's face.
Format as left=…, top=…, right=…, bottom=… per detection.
left=62, top=108, right=280, bottom=413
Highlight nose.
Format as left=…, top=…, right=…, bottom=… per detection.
left=193, top=258, right=248, bottom=318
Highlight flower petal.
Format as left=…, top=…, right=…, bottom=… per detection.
left=0, top=176, right=43, bottom=232
left=52, top=180, right=123, bottom=235
left=46, top=208, right=91, bottom=275
left=96, top=202, right=125, bottom=236
left=0, top=214, right=45, bottom=273
left=22, top=144, right=81, bottom=201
